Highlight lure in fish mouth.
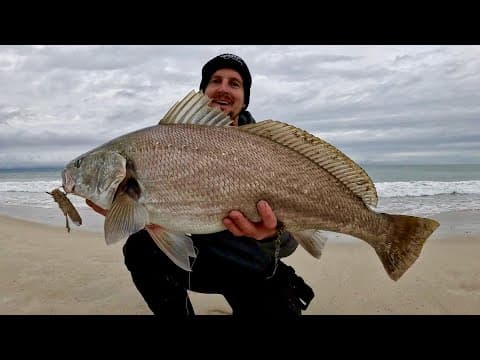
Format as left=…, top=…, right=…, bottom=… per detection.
left=47, top=188, right=82, bottom=233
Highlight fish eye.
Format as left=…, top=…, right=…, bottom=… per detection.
left=74, top=158, right=82, bottom=168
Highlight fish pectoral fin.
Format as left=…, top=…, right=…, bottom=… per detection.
left=291, top=229, right=328, bottom=259
left=146, top=224, right=197, bottom=272
left=104, top=192, right=148, bottom=245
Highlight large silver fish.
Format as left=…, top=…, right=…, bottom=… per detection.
left=61, top=90, right=439, bottom=281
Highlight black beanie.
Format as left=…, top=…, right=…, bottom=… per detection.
left=199, top=53, right=252, bottom=110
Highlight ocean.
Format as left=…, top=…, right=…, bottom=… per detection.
left=0, top=164, right=479, bottom=232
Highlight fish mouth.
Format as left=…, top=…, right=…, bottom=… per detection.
left=62, top=169, right=75, bottom=194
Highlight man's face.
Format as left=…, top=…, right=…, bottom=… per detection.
left=204, top=68, right=245, bottom=126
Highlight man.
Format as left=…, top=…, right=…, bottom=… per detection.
left=87, top=53, right=314, bottom=317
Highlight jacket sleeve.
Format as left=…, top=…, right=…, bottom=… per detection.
left=256, top=231, right=298, bottom=258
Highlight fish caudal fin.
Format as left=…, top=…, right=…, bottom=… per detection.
left=104, top=192, right=148, bottom=245
left=291, top=229, right=328, bottom=258
left=375, top=214, right=439, bottom=281
left=146, top=225, right=197, bottom=272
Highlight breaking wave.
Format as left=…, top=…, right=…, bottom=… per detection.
left=375, top=180, right=480, bottom=198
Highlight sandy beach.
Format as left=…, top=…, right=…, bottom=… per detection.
left=1, top=210, right=479, bottom=315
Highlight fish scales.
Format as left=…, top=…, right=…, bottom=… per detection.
left=88, top=123, right=384, bottom=237
left=60, top=90, right=439, bottom=280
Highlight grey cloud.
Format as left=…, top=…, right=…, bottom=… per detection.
left=0, top=131, right=102, bottom=149
left=17, top=46, right=155, bottom=72
left=103, top=107, right=160, bottom=129
left=1, top=45, right=479, bottom=168
left=114, top=89, right=137, bottom=98
left=0, top=108, right=21, bottom=123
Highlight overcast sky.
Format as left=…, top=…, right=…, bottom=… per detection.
left=0, top=45, right=479, bottom=169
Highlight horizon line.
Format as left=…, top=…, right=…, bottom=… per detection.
left=2, top=162, right=480, bottom=171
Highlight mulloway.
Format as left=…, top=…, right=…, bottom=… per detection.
left=61, top=90, right=439, bottom=281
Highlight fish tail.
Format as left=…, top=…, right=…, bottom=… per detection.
left=373, top=214, right=439, bottom=281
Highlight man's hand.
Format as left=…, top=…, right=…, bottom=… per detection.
left=86, top=199, right=108, bottom=217
left=223, top=200, right=277, bottom=240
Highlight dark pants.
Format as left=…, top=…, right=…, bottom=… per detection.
left=123, top=230, right=314, bottom=318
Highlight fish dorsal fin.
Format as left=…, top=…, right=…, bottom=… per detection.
left=239, top=120, right=378, bottom=207
left=159, top=90, right=233, bottom=127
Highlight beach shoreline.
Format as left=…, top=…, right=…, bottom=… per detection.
left=1, top=203, right=479, bottom=239
left=1, top=209, right=479, bottom=315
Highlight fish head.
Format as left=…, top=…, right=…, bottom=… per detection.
left=62, top=150, right=127, bottom=210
